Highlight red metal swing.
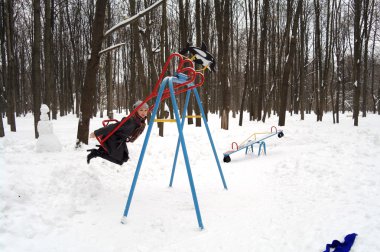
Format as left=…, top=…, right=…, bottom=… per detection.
left=95, top=53, right=205, bottom=152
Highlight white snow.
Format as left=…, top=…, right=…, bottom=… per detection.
left=164, top=102, right=169, bottom=112
left=152, top=45, right=161, bottom=53
left=1, top=111, right=380, bottom=251
left=98, top=43, right=126, bottom=55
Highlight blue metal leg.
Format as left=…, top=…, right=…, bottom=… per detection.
left=169, top=79, right=204, bottom=230
left=258, top=142, right=262, bottom=157
left=192, top=88, right=228, bottom=190
left=122, top=78, right=169, bottom=219
left=245, top=145, right=254, bottom=155
left=258, top=141, right=267, bottom=156
left=262, top=141, right=266, bottom=155
left=169, top=88, right=191, bottom=187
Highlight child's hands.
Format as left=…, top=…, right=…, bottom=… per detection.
left=89, top=132, right=95, bottom=138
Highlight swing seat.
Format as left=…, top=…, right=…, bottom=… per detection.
left=102, top=119, right=119, bottom=127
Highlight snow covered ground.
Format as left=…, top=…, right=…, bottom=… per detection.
left=1, top=111, right=379, bottom=251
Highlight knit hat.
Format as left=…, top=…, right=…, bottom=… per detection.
left=133, top=100, right=149, bottom=109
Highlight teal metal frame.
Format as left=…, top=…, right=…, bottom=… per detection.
left=122, top=73, right=227, bottom=230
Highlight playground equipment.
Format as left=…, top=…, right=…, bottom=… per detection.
left=96, top=52, right=227, bottom=230
left=223, top=126, right=284, bottom=163
left=154, top=115, right=202, bottom=123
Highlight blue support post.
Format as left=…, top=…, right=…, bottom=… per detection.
left=258, top=141, right=266, bottom=156
left=169, top=88, right=191, bottom=187
left=168, top=78, right=204, bottom=229
left=245, top=144, right=254, bottom=155
left=169, top=86, right=228, bottom=190
left=192, top=88, right=228, bottom=190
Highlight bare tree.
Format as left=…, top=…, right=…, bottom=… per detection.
left=299, top=1, right=308, bottom=121
left=352, top=0, right=362, bottom=126
left=0, top=0, right=5, bottom=136
left=3, top=0, right=380, bottom=137
left=257, top=0, right=269, bottom=121
left=239, top=0, right=253, bottom=126
left=278, top=0, right=303, bottom=126
left=194, top=0, right=202, bottom=127
left=105, top=2, right=113, bottom=119
left=215, top=0, right=231, bottom=130
left=76, top=0, right=107, bottom=146
left=65, top=0, right=83, bottom=118
left=201, top=0, right=211, bottom=119
left=31, top=0, right=42, bottom=138
left=4, top=0, right=16, bottom=132
left=250, top=0, right=258, bottom=121
left=370, top=11, right=378, bottom=113
left=362, top=0, right=375, bottom=117
left=313, top=0, right=323, bottom=121
left=43, top=0, right=54, bottom=119
left=334, top=0, right=343, bottom=123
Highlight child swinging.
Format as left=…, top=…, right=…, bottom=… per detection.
left=87, top=101, right=149, bottom=165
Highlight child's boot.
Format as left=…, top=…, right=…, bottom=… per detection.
left=87, top=149, right=99, bottom=164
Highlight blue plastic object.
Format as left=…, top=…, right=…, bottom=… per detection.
left=324, top=233, right=358, bottom=252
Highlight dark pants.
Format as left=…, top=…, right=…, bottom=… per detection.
left=88, top=147, right=129, bottom=165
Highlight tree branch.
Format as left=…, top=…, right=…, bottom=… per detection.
left=104, top=0, right=163, bottom=37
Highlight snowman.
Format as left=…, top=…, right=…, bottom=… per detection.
left=36, top=104, right=62, bottom=152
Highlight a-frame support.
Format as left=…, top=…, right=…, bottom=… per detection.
left=121, top=74, right=227, bottom=230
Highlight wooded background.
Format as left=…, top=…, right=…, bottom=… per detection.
left=1, top=0, right=380, bottom=141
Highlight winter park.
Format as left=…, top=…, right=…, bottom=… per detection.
left=1, top=0, right=380, bottom=252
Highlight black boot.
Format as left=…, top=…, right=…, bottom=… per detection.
left=87, top=149, right=99, bottom=164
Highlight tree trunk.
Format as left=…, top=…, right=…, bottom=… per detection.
left=43, top=0, right=54, bottom=119
left=160, top=0, right=172, bottom=123
left=352, top=0, right=362, bottom=126
left=142, top=0, right=158, bottom=96
left=106, top=2, right=113, bottom=119
left=129, top=0, right=139, bottom=106
left=370, top=17, right=377, bottom=113
left=278, top=0, right=303, bottom=126
left=0, top=0, right=6, bottom=127
left=314, top=0, right=323, bottom=121
left=65, top=0, right=81, bottom=118
left=250, top=0, right=258, bottom=121
left=178, top=0, right=193, bottom=125
left=58, top=10, right=64, bottom=117
left=215, top=0, right=231, bottom=130
left=31, top=0, right=42, bottom=138
left=5, top=0, right=16, bottom=132
left=361, top=0, right=374, bottom=117
left=299, top=8, right=306, bottom=120
left=0, top=0, right=5, bottom=132
left=378, top=79, right=380, bottom=115
left=194, top=0, right=201, bottom=127
left=239, top=0, right=253, bottom=126
left=201, top=0, right=211, bottom=120
left=257, top=0, right=269, bottom=121
left=76, top=0, right=107, bottom=147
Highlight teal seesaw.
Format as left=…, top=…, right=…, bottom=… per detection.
left=223, top=126, right=284, bottom=163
